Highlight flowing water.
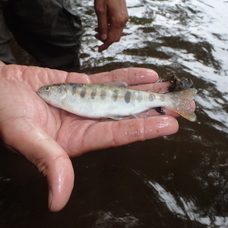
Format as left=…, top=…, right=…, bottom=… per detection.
left=0, top=0, right=228, bottom=227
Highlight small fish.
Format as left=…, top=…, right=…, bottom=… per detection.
left=37, top=82, right=197, bottom=121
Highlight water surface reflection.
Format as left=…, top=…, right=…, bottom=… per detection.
left=1, top=0, right=228, bottom=227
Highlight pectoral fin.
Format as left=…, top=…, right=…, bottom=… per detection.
left=104, top=115, right=123, bottom=120
left=61, top=101, right=77, bottom=113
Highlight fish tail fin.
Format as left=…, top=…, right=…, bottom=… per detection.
left=166, top=88, right=197, bottom=122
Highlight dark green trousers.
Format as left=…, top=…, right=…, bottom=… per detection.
left=1, top=0, right=82, bottom=71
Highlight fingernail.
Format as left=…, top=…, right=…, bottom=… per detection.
left=146, top=69, right=159, bottom=80
left=146, top=69, right=158, bottom=75
left=100, top=34, right=107, bottom=41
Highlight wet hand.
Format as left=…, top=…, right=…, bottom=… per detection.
left=94, top=0, right=129, bottom=52
left=0, top=62, right=179, bottom=211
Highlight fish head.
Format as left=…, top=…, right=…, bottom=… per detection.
left=37, top=83, right=67, bottom=106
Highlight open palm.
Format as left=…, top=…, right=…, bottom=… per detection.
left=0, top=62, right=178, bottom=211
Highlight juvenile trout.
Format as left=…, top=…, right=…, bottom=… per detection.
left=37, top=83, right=197, bottom=121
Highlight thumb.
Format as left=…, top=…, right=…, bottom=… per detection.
left=0, top=60, right=5, bottom=66
left=4, top=125, right=74, bottom=212
left=35, top=141, right=74, bottom=212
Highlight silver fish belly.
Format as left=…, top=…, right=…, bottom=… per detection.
left=37, top=83, right=197, bottom=121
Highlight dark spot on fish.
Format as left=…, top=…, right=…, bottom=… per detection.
left=69, top=84, right=79, bottom=95
left=124, top=91, right=131, bottom=103
left=58, top=85, right=67, bottom=93
left=100, top=90, right=106, bottom=100
left=69, top=83, right=78, bottom=90
left=80, top=87, right=86, bottom=98
left=159, top=95, right=165, bottom=102
left=156, top=107, right=166, bottom=115
left=91, top=89, right=97, bottom=99
left=112, top=90, right=118, bottom=101
left=149, top=93, right=155, bottom=101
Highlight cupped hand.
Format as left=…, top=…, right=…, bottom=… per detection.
left=94, top=0, right=129, bottom=52
left=0, top=62, right=179, bottom=211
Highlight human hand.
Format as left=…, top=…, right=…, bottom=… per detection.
left=94, top=0, right=129, bottom=52
left=0, top=62, right=179, bottom=211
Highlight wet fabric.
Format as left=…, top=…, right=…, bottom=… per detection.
left=2, top=0, right=83, bottom=71
left=0, top=0, right=9, bottom=9
left=0, top=11, right=16, bottom=64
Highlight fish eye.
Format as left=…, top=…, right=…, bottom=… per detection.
left=44, top=86, right=50, bottom=91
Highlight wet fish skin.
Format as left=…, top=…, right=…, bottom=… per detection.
left=37, top=83, right=197, bottom=121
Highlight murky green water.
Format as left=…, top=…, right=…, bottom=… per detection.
left=1, top=0, right=228, bottom=227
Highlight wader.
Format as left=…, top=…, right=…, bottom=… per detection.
left=0, top=0, right=82, bottom=71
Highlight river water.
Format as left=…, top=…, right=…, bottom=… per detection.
left=0, top=0, right=228, bottom=227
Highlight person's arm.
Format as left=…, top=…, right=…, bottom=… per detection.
left=94, top=0, right=129, bottom=52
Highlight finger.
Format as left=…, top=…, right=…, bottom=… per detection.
left=2, top=124, right=74, bottom=212
left=15, top=65, right=90, bottom=88
left=97, top=16, right=127, bottom=52
left=33, top=140, right=74, bottom=212
left=130, top=82, right=171, bottom=93
left=0, top=60, right=5, bottom=66
left=98, top=36, right=117, bottom=52
left=98, top=27, right=123, bottom=52
left=94, top=28, right=108, bottom=42
left=64, top=116, right=179, bottom=155
left=95, top=32, right=108, bottom=42
left=90, top=68, right=159, bottom=85
left=39, top=67, right=159, bottom=89
left=94, top=0, right=108, bottom=41
left=96, top=0, right=129, bottom=52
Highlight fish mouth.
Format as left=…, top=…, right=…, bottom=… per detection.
left=37, top=89, right=46, bottom=99
left=37, top=89, right=42, bottom=96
